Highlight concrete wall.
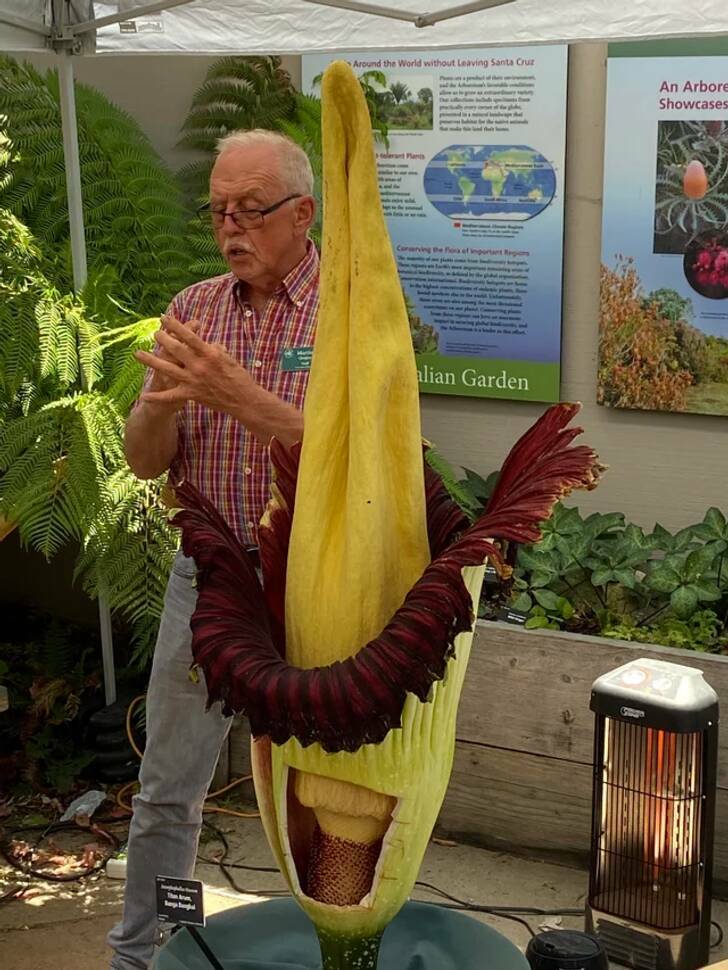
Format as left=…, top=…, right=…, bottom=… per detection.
left=7, top=45, right=728, bottom=534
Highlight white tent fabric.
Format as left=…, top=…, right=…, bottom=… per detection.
left=93, top=0, right=728, bottom=54
left=0, top=0, right=47, bottom=51
left=1, top=0, right=728, bottom=56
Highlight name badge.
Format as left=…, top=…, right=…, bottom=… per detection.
left=281, top=346, right=313, bottom=372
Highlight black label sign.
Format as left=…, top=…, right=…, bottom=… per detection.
left=483, top=564, right=500, bottom=585
left=497, top=608, right=529, bottom=626
left=156, top=875, right=205, bottom=927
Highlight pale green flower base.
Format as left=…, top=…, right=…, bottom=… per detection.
left=316, top=928, right=383, bottom=970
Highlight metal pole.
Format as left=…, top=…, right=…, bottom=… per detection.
left=69, top=0, right=197, bottom=35
left=415, top=0, right=515, bottom=28
left=302, top=0, right=514, bottom=27
left=57, top=53, right=88, bottom=293
left=57, top=51, right=117, bottom=707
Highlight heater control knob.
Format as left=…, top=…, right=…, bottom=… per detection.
left=622, top=668, right=647, bottom=686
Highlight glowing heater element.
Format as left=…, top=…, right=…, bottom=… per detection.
left=586, top=658, right=718, bottom=970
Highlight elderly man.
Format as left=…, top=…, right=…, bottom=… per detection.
left=108, top=130, right=318, bottom=970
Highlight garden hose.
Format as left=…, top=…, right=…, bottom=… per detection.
left=118, top=694, right=259, bottom=820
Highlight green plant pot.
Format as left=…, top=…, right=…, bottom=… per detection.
left=152, top=897, right=529, bottom=969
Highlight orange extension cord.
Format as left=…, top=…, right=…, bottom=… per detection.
left=116, top=695, right=260, bottom=820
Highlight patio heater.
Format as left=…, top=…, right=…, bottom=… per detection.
left=586, top=658, right=718, bottom=970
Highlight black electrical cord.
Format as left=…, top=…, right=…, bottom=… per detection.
left=198, top=828, right=728, bottom=948
left=423, top=900, right=537, bottom=938
left=198, top=820, right=581, bottom=938
left=415, top=880, right=584, bottom=916
left=2, top=816, right=125, bottom=833
left=199, top=819, right=288, bottom=897
left=5, top=811, right=722, bottom=949
left=0, top=818, right=119, bottom=883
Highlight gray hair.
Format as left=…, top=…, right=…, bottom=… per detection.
left=216, top=129, right=314, bottom=197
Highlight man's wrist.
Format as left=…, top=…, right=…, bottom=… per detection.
left=137, top=398, right=182, bottom=420
left=230, top=377, right=266, bottom=426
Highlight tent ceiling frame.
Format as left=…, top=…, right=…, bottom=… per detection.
left=68, top=0, right=196, bottom=36
left=64, top=0, right=514, bottom=38
left=300, top=0, right=514, bottom=29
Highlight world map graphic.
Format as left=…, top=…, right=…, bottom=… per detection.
left=423, top=144, right=557, bottom=221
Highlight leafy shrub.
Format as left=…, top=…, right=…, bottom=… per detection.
left=429, top=451, right=728, bottom=653
left=0, top=209, right=176, bottom=666
left=599, top=260, right=693, bottom=411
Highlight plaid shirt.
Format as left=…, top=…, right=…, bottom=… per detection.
left=159, top=244, right=319, bottom=547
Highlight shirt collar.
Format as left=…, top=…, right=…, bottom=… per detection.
left=233, top=241, right=319, bottom=310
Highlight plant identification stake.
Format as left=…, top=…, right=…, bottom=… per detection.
left=156, top=876, right=226, bottom=969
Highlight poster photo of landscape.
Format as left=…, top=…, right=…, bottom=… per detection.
left=373, top=73, right=434, bottom=130
left=600, top=40, right=728, bottom=416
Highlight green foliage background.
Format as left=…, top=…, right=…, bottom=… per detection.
left=0, top=54, right=390, bottom=675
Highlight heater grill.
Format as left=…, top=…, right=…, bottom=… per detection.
left=586, top=658, right=718, bottom=970
left=591, top=719, right=703, bottom=930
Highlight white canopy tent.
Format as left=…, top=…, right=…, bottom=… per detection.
left=2, top=1, right=728, bottom=55
left=1, top=0, right=727, bottom=703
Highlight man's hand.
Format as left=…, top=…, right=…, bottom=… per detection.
left=142, top=317, right=201, bottom=414
left=135, top=314, right=258, bottom=415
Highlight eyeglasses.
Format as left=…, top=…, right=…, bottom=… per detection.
left=197, top=194, right=301, bottom=230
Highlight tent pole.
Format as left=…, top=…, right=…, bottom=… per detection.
left=57, top=51, right=117, bottom=707
left=57, top=53, right=88, bottom=293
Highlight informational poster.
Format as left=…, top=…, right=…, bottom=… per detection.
left=302, top=47, right=568, bottom=402
left=600, top=40, right=728, bottom=416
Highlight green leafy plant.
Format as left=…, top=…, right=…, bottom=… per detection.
left=0, top=56, right=198, bottom=313
left=0, top=208, right=176, bottom=665
left=427, top=451, right=728, bottom=653
left=177, top=55, right=297, bottom=183
left=603, top=610, right=724, bottom=653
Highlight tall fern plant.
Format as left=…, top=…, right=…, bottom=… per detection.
left=0, top=209, right=177, bottom=665
left=0, top=56, right=199, bottom=315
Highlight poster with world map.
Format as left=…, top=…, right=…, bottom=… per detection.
left=303, top=45, right=568, bottom=401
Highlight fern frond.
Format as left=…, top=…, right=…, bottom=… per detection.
left=0, top=57, right=199, bottom=315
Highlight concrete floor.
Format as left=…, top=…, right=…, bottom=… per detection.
left=1, top=818, right=727, bottom=970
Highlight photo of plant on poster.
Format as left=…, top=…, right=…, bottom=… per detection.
left=599, top=44, right=728, bottom=417
left=654, top=119, right=728, bottom=255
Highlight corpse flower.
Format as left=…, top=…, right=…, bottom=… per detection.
left=173, top=61, right=602, bottom=970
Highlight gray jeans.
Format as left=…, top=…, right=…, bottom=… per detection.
left=108, top=550, right=231, bottom=969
